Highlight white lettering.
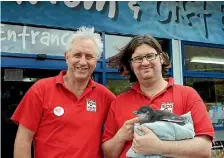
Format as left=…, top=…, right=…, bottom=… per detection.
left=30, top=1, right=37, bottom=5
left=30, top=30, right=40, bottom=44
left=18, top=26, right=30, bottom=49
left=16, top=1, right=39, bottom=5
left=50, top=1, right=57, bottom=5
left=95, top=1, right=116, bottom=18
left=64, top=1, right=80, bottom=8
left=17, top=1, right=56, bottom=5
left=16, top=1, right=38, bottom=5
left=107, top=1, right=116, bottom=18
left=51, top=34, right=60, bottom=45
left=15, top=1, right=119, bottom=19
left=61, top=32, right=71, bottom=46
left=7, top=30, right=16, bottom=42
left=40, top=32, right=50, bottom=46
left=84, top=1, right=94, bottom=10
left=16, top=1, right=22, bottom=5
left=0, top=24, right=6, bottom=40
left=128, top=1, right=140, bottom=20
left=96, top=1, right=106, bottom=11
left=3, top=24, right=74, bottom=55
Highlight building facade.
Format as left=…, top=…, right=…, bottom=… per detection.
left=1, top=1, right=224, bottom=157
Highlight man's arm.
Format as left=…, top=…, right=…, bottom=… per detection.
left=14, top=124, right=35, bottom=158
left=102, top=132, right=126, bottom=158
left=160, top=136, right=212, bottom=158
left=133, top=127, right=212, bottom=158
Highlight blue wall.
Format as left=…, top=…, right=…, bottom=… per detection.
left=1, top=1, right=224, bottom=45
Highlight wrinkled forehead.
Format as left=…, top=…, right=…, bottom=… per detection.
left=70, top=38, right=97, bottom=55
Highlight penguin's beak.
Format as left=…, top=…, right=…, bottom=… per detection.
left=133, top=111, right=138, bottom=115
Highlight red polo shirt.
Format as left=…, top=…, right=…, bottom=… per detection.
left=11, top=71, right=116, bottom=158
left=102, top=78, right=214, bottom=158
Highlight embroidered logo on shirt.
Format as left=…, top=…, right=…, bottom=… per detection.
left=53, top=106, right=64, bottom=116
left=86, top=99, right=97, bottom=112
left=160, top=102, right=174, bottom=113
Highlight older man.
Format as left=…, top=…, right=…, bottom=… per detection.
left=11, top=26, right=116, bottom=158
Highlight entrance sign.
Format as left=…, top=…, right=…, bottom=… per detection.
left=1, top=1, right=224, bottom=44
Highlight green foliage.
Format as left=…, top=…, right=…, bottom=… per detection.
left=106, top=79, right=131, bottom=96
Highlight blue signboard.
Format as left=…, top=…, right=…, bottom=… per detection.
left=1, top=1, right=224, bottom=45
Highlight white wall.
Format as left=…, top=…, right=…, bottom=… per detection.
left=172, top=39, right=183, bottom=85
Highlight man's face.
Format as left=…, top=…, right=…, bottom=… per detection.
left=65, top=38, right=97, bottom=82
left=130, top=44, right=163, bottom=81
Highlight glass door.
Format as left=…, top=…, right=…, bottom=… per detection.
left=1, top=68, right=60, bottom=158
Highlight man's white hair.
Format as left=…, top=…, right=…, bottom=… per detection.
left=66, top=26, right=103, bottom=59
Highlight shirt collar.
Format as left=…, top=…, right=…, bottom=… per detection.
left=55, top=70, right=96, bottom=88
left=131, top=77, right=174, bottom=91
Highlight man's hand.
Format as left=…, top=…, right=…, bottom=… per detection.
left=132, top=126, right=163, bottom=155
left=115, top=117, right=140, bottom=143
left=132, top=126, right=212, bottom=158
left=102, top=117, right=140, bottom=158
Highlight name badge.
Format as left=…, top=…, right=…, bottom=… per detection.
left=160, top=102, right=174, bottom=113
left=86, top=99, right=97, bottom=112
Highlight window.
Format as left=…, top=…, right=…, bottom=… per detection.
left=184, top=45, right=224, bottom=73
left=183, top=43, right=224, bottom=130
left=185, top=77, right=224, bottom=129
left=104, top=34, right=132, bottom=59
left=185, top=77, right=224, bottom=105
left=105, top=34, right=171, bottom=60
left=106, top=79, right=131, bottom=96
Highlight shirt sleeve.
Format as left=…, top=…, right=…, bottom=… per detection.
left=184, top=86, right=215, bottom=141
left=102, top=100, right=118, bottom=143
left=11, top=81, right=44, bottom=133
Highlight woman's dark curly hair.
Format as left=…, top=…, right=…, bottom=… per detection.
left=108, top=35, right=171, bottom=82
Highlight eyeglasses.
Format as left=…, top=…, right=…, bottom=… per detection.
left=130, top=53, right=159, bottom=63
